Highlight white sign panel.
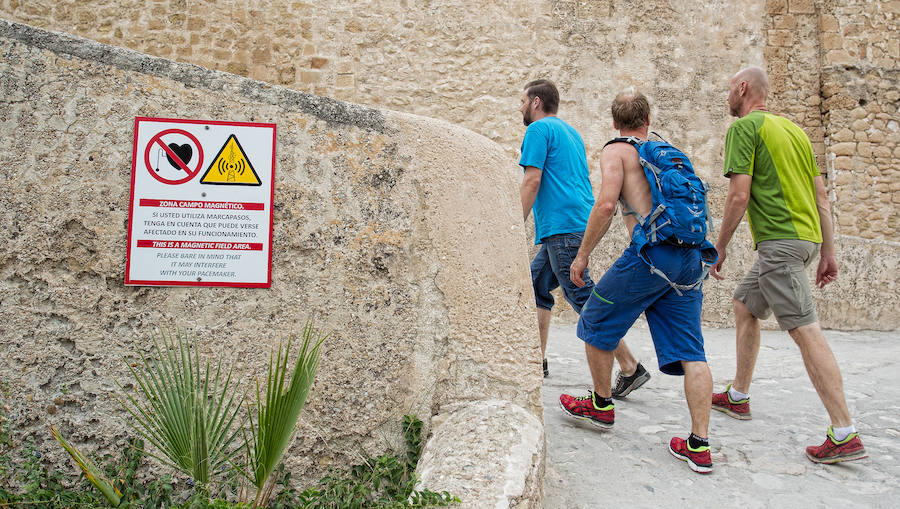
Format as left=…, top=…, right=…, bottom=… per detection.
left=126, top=117, right=276, bottom=287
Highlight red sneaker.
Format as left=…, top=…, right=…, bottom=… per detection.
left=668, top=436, right=713, bottom=474
left=711, top=384, right=751, bottom=420
left=806, top=427, right=868, bottom=464
left=558, top=392, right=614, bottom=429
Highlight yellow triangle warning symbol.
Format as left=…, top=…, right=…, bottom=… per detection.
left=200, top=134, right=262, bottom=186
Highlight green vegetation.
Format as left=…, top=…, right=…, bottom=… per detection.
left=51, top=425, right=122, bottom=506
left=270, top=415, right=459, bottom=508
left=119, top=328, right=246, bottom=491
left=245, top=322, right=325, bottom=507
left=2, top=416, right=457, bottom=508
left=0, top=325, right=458, bottom=508
left=1, top=433, right=103, bottom=508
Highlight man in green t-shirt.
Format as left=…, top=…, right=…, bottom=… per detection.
left=709, top=66, right=866, bottom=464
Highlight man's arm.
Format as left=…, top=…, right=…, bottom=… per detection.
left=814, top=175, right=838, bottom=287
left=570, top=151, right=624, bottom=287
left=520, top=166, right=542, bottom=222
left=710, top=173, right=752, bottom=280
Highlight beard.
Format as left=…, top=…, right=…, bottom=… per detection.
left=522, top=111, right=532, bottom=126
left=728, top=97, right=740, bottom=117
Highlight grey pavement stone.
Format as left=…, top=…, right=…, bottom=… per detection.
left=542, top=322, right=900, bottom=508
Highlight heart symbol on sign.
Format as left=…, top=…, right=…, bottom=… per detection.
left=166, top=143, right=193, bottom=169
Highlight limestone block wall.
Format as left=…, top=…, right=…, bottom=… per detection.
left=3, top=0, right=897, bottom=332
left=0, top=20, right=541, bottom=496
left=818, top=0, right=899, bottom=240
left=0, top=0, right=764, bottom=190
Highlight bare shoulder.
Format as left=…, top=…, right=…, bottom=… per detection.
left=600, top=141, right=638, bottom=168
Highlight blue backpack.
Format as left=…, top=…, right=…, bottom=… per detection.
left=605, top=132, right=718, bottom=294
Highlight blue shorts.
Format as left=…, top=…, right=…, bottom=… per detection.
left=577, top=243, right=707, bottom=375
left=531, top=232, right=594, bottom=313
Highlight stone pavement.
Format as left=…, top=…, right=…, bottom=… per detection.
left=542, top=322, right=900, bottom=508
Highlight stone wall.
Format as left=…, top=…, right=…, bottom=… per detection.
left=0, top=20, right=543, bottom=505
left=818, top=0, right=900, bottom=240
left=766, top=0, right=825, bottom=170
left=764, top=0, right=899, bottom=242
left=0, top=0, right=763, bottom=182
left=2, top=0, right=897, bottom=331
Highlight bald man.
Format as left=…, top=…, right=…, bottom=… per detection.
left=710, top=66, right=866, bottom=464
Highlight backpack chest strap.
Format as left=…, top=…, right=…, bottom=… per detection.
left=618, top=197, right=643, bottom=223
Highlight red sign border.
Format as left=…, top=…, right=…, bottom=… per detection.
left=126, top=117, right=277, bottom=288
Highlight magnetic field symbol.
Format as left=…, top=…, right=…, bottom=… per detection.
left=215, top=142, right=245, bottom=181
left=199, top=134, right=262, bottom=186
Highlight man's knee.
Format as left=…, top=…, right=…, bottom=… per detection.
left=787, top=321, right=825, bottom=347
left=682, top=360, right=711, bottom=376
left=585, top=337, right=619, bottom=353
left=733, top=298, right=757, bottom=320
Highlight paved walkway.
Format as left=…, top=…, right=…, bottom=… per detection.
left=542, top=322, right=900, bottom=508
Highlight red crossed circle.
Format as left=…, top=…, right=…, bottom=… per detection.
left=144, top=128, right=204, bottom=185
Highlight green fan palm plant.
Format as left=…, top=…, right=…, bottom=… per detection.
left=245, top=321, right=327, bottom=508
left=54, top=325, right=327, bottom=507
left=118, top=328, right=245, bottom=490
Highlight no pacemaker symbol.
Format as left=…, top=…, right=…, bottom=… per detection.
left=144, top=129, right=205, bottom=185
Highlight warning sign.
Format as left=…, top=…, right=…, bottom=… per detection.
left=200, top=134, right=262, bottom=186
left=126, top=117, right=276, bottom=288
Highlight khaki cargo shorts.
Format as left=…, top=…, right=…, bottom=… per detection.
left=734, top=239, right=820, bottom=331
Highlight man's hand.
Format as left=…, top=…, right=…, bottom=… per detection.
left=813, top=176, right=837, bottom=289
left=710, top=243, right=727, bottom=280
left=815, top=252, right=838, bottom=288
left=570, top=253, right=589, bottom=288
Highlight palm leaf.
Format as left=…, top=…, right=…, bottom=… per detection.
left=116, top=328, right=245, bottom=488
left=50, top=425, right=122, bottom=507
left=246, top=321, right=327, bottom=507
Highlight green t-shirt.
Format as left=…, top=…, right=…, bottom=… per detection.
left=723, top=111, right=822, bottom=248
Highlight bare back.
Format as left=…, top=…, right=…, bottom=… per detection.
left=600, top=142, right=652, bottom=237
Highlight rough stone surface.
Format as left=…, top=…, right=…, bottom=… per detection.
left=817, top=0, right=899, bottom=242
left=0, top=0, right=765, bottom=200
left=0, top=0, right=898, bottom=503
left=417, top=400, right=544, bottom=509
left=0, top=1, right=896, bottom=324
left=543, top=323, right=900, bottom=508
left=0, top=21, right=542, bottom=495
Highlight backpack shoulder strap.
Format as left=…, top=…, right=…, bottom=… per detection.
left=604, top=137, right=645, bottom=222
left=603, top=136, right=642, bottom=149
left=648, top=131, right=669, bottom=143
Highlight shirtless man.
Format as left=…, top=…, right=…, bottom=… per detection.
left=559, top=91, right=716, bottom=474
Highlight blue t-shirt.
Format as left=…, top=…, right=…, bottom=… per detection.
left=519, top=116, right=594, bottom=244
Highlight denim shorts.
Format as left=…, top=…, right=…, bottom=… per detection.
left=530, top=232, right=595, bottom=313
left=577, top=243, right=707, bottom=376
left=734, top=239, right=819, bottom=330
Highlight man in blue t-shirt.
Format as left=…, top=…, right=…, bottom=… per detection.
left=519, top=79, right=647, bottom=394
